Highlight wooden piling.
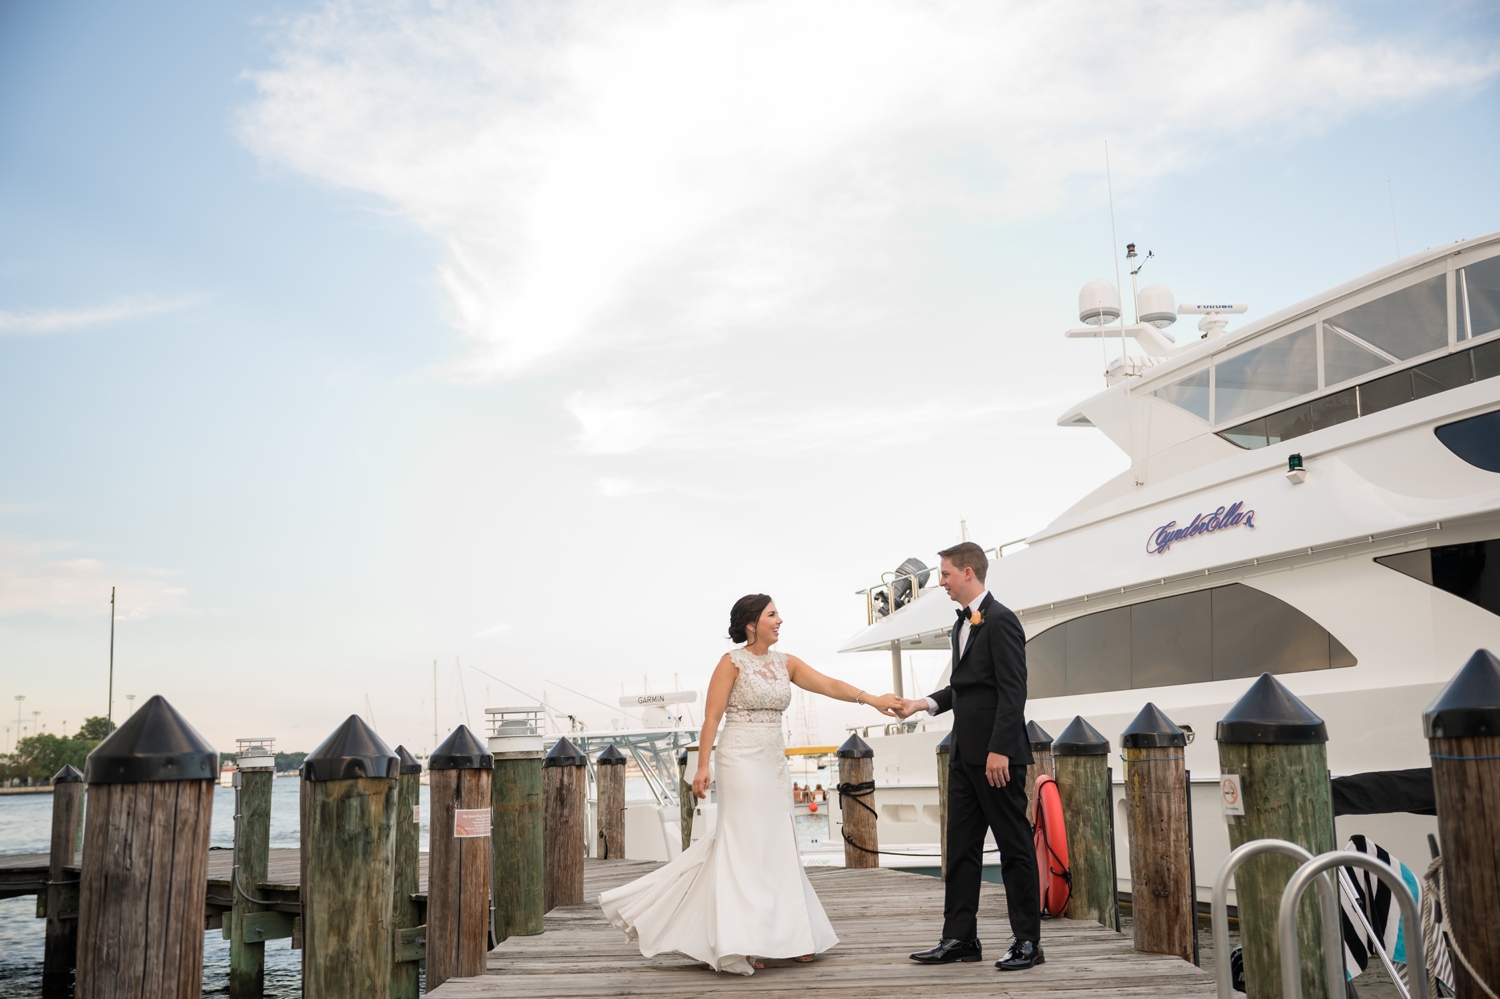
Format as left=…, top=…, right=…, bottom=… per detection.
left=229, top=745, right=277, bottom=998
left=1024, top=720, right=1054, bottom=828
left=1120, top=703, right=1194, bottom=964
left=1424, top=648, right=1500, bottom=998
left=391, top=746, right=424, bottom=999
left=491, top=728, right=545, bottom=942
left=678, top=747, right=693, bottom=854
left=1216, top=674, right=1335, bottom=999
left=42, top=764, right=84, bottom=991
left=837, top=733, right=878, bottom=870
left=935, top=732, right=951, bottom=879
left=300, top=716, right=399, bottom=999
left=543, top=736, right=587, bottom=911
left=1053, top=716, right=1117, bottom=930
left=596, top=745, right=628, bottom=859
left=76, top=695, right=218, bottom=999
left=427, top=725, right=494, bottom=989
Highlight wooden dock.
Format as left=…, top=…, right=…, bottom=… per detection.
left=429, top=860, right=1216, bottom=999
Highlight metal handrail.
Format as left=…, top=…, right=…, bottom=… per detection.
left=1211, top=839, right=1342, bottom=999
left=1279, top=851, right=1428, bottom=999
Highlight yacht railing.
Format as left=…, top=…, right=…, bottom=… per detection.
left=855, top=537, right=1030, bottom=626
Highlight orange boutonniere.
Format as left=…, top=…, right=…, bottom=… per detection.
left=969, top=610, right=984, bottom=627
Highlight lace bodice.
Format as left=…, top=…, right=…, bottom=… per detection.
left=724, top=648, right=791, bottom=724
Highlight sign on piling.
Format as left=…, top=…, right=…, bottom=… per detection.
left=427, top=725, right=494, bottom=990
left=300, top=716, right=399, bottom=999
left=76, top=695, right=218, bottom=999
left=1216, top=674, right=1334, bottom=999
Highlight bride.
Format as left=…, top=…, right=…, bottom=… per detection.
left=599, top=593, right=902, bottom=974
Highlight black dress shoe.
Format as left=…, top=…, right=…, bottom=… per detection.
left=995, top=939, right=1044, bottom=971
left=910, top=938, right=982, bottom=964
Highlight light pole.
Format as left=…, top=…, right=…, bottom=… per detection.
left=126, top=694, right=136, bottom=716
left=14, top=696, right=23, bottom=746
left=108, top=586, right=116, bottom=727
left=32, top=711, right=40, bottom=738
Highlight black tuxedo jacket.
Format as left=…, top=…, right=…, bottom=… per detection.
left=930, top=592, right=1034, bottom=767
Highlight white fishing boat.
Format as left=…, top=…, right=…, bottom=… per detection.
left=836, top=232, right=1500, bottom=900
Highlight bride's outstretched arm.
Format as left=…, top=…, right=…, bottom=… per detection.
left=692, top=654, right=738, bottom=799
left=784, top=656, right=900, bottom=717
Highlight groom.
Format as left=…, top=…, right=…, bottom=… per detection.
left=899, top=542, right=1043, bottom=971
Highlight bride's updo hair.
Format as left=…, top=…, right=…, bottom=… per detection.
left=728, top=594, right=773, bottom=644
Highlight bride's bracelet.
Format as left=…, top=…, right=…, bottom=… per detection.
left=854, top=690, right=867, bottom=705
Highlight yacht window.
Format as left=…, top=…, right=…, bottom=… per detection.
left=1215, top=283, right=1500, bottom=450
left=1214, top=325, right=1317, bottom=424
left=1435, top=408, right=1500, bottom=473
left=1377, top=538, right=1500, bottom=618
left=1323, top=323, right=1393, bottom=385
left=1324, top=274, right=1447, bottom=361
left=1458, top=255, right=1500, bottom=341
left=1023, top=582, right=1354, bottom=697
left=1027, top=625, right=1067, bottom=698
left=1266, top=404, right=1314, bottom=445
left=1065, top=607, right=1131, bottom=695
left=1150, top=368, right=1210, bottom=421
left=1413, top=351, right=1474, bottom=398
left=1310, top=390, right=1358, bottom=431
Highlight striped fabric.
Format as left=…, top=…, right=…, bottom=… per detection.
left=1339, top=835, right=1454, bottom=993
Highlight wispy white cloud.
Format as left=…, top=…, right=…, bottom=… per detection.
left=475, top=622, right=513, bottom=637
left=0, top=296, right=204, bottom=336
left=0, top=539, right=190, bottom=619
left=241, top=0, right=1495, bottom=382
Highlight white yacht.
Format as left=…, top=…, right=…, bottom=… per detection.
left=835, top=232, right=1500, bottom=900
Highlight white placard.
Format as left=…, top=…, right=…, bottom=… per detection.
left=454, top=808, right=492, bottom=838
left=413, top=805, right=421, bottom=824
left=1220, top=773, right=1245, bottom=817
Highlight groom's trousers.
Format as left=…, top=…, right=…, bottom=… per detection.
left=942, top=760, right=1041, bottom=944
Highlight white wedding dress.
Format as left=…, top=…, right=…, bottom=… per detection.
left=598, top=648, right=840, bottom=975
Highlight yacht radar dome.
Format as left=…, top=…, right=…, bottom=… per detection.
left=1136, top=284, right=1177, bottom=329
left=1078, top=279, right=1122, bottom=326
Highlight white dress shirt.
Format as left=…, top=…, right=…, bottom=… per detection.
left=922, top=589, right=990, bottom=715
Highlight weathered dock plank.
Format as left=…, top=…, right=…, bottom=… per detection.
left=429, top=860, right=1215, bottom=999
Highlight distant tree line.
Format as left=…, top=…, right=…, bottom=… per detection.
left=4, top=716, right=115, bottom=783
left=3, top=721, right=309, bottom=783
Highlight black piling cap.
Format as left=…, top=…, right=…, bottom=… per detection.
left=544, top=736, right=587, bottom=768
left=1216, top=673, right=1327, bottom=745
left=598, top=744, right=628, bottom=766
left=837, top=733, right=874, bottom=759
left=936, top=731, right=953, bottom=755
left=1052, top=716, right=1110, bottom=756
left=53, top=764, right=84, bottom=784
left=430, top=725, right=494, bottom=770
left=84, top=695, right=218, bottom=784
left=303, top=715, right=399, bottom=782
left=677, top=747, right=689, bottom=766
left=395, top=745, right=423, bottom=775
left=1424, top=648, right=1500, bottom=739
left=1121, top=703, right=1187, bottom=749
left=1026, top=720, right=1054, bottom=751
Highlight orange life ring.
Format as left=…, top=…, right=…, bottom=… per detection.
left=1032, top=773, right=1071, bottom=917
left=808, top=801, right=818, bottom=813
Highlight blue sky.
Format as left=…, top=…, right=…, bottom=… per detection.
left=2, top=0, right=1497, bottom=755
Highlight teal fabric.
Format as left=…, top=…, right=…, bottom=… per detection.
left=1391, top=860, right=1420, bottom=964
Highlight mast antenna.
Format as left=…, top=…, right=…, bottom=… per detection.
left=107, top=586, right=116, bottom=727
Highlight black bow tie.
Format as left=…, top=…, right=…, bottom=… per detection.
left=956, top=607, right=970, bottom=624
